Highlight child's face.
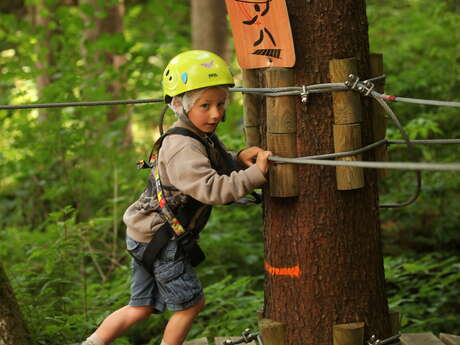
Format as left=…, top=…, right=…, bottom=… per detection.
left=188, top=87, right=227, bottom=133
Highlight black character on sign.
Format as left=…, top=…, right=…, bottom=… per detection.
left=241, top=0, right=276, bottom=47
left=234, top=0, right=281, bottom=59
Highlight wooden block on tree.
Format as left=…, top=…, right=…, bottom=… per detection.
left=369, top=53, right=389, bottom=179
left=184, top=337, right=209, bottom=345
left=264, top=68, right=297, bottom=134
left=259, top=318, right=285, bottom=345
left=243, top=69, right=261, bottom=147
left=267, top=133, right=298, bottom=197
left=401, top=333, right=445, bottom=345
left=214, top=337, right=257, bottom=345
left=329, top=58, right=363, bottom=124
left=333, top=123, right=364, bottom=190
left=388, top=309, right=401, bottom=336
left=333, top=322, right=364, bottom=345
left=440, top=333, right=460, bottom=345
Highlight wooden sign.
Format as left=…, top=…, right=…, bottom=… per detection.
left=225, top=0, right=296, bottom=69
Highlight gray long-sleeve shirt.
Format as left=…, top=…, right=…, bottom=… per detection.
left=123, top=121, right=266, bottom=243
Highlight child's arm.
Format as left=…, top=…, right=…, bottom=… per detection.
left=237, top=147, right=272, bottom=175
left=237, top=146, right=265, bottom=167
left=255, top=150, right=272, bottom=175
left=159, top=137, right=270, bottom=205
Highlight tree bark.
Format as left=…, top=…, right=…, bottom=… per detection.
left=191, top=0, right=229, bottom=61
left=0, top=264, right=31, bottom=345
left=262, top=1, right=391, bottom=345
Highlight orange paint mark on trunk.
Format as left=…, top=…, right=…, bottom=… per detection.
left=264, top=261, right=301, bottom=278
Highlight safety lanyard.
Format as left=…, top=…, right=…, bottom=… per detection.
left=151, top=154, right=186, bottom=236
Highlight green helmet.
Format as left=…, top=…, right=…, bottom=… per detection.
left=162, top=50, right=234, bottom=102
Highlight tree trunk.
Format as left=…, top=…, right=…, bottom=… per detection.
left=262, top=1, right=391, bottom=345
left=191, top=0, right=229, bottom=61
left=28, top=0, right=57, bottom=121
left=81, top=0, right=132, bottom=142
left=0, top=264, right=31, bottom=345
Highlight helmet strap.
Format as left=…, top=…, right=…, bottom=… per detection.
left=179, top=106, right=204, bottom=134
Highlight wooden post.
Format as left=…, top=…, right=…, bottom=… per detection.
left=370, top=53, right=389, bottom=179
left=388, top=309, right=400, bottom=337
left=329, top=58, right=365, bottom=190
left=264, top=68, right=298, bottom=197
left=259, top=318, right=285, bottom=345
left=333, top=322, right=365, bottom=345
left=243, top=69, right=261, bottom=147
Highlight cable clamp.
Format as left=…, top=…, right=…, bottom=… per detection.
left=300, top=85, right=309, bottom=104
left=345, top=74, right=360, bottom=91
left=363, top=80, right=376, bottom=96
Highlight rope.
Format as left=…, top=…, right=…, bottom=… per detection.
left=2, top=75, right=459, bottom=207
left=0, top=98, right=163, bottom=110
left=388, top=139, right=460, bottom=145
left=2, top=78, right=458, bottom=109
left=269, top=156, right=460, bottom=172
left=379, top=94, right=460, bottom=107
left=371, top=93, right=422, bottom=208
left=294, top=139, right=387, bottom=161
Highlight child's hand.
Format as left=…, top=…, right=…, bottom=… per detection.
left=238, top=146, right=265, bottom=167
left=256, top=150, right=273, bottom=175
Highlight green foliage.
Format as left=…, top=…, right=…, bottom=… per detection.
left=367, top=0, right=460, bottom=251
left=1, top=207, right=133, bottom=344
left=385, top=253, right=460, bottom=334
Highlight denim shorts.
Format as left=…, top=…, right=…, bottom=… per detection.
left=126, top=236, right=204, bottom=313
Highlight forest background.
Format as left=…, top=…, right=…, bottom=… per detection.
left=0, top=0, right=459, bottom=344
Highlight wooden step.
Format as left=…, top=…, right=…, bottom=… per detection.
left=401, top=333, right=445, bottom=345
left=440, top=333, right=460, bottom=345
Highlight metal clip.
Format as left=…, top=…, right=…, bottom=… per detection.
left=363, top=80, right=376, bottom=96
left=300, top=85, right=309, bottom=104
left=345, top=74, right=360, bottom=91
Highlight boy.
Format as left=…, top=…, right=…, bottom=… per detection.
left=75, top=50, right=271, bottom=345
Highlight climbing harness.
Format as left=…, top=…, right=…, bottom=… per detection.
left=222, top=329, right=263, bottom=345
left=134, top=126, right=262, bottom=271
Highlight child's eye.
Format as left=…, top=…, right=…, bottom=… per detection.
left=218, top=102, right=225, bottom=107
left=200, top=103, right=209, bottom=109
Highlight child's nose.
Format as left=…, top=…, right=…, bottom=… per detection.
left=210, top=106, right=222, bottom=119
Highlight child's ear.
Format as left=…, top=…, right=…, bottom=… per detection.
left=171, top=96, right=183, bottom=113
